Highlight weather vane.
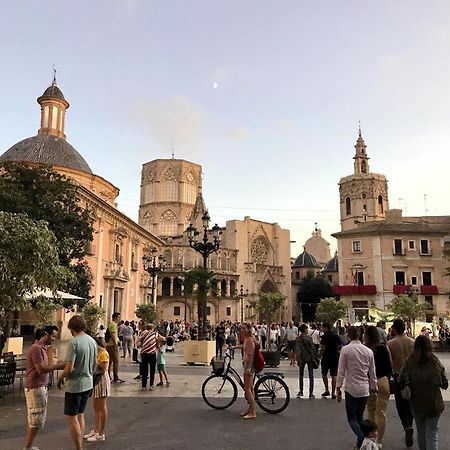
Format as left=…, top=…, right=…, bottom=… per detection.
left=52, top=65, right=57, bottom=85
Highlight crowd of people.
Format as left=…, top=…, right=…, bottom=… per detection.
left=21, top=314, right=448, bottom=450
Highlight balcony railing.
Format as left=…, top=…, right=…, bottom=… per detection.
left=332, top=285, right=377, bottom=296
left=420, top=285, right=438, bottom=295
left=393, top=284, right=412, bottom=295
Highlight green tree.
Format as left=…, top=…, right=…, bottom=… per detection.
left=0, top=212, right=71, bottom=332
left=81, top=303, right=105, bottom=335
left=249, top=292, right=285, bottom=323
left=0, top=163, right=94, bottom=305
left=135, top=303, right=158, bottom=325
left=183, top=267, right=215, bottom=339
left=387, top=294, right=430, bottom=336
left=315, top=297, right=348, bottom=324
left=297, top=271, right=333, bottom=321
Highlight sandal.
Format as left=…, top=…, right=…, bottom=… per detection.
left=243, top=414, right=256, bottom=419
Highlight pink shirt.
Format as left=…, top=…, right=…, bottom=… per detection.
left=25, top=342, right=48, bottom=389
left=336, top=340, right=377, bottom=397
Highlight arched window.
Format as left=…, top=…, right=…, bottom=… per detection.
left=161, top=277, right=171, bottom=296
left=221, top=280, right=227, bottom=297
left=361, top=160, right=367, bottom=173
left=160, top=209, right=178, bottom=236
left=378, top=195, right=384, bottom=213
left=230, top=280, right=236, bottom=297
left=345, top=197, right=352, bottom=216
left=173, top=278, right=182, bottom=296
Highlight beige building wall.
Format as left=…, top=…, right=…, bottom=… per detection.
left=223, top=216, right=292, bottom=322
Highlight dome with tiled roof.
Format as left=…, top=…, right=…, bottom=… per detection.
left=38, top=84, right=66, bottom=102
left=1, top=135, right=92, bottom=174
left=293, top=249, right=320, bottom=268
left=0, top=82, right=92, bottom=174
left=323, top=251, right=338, bottom=272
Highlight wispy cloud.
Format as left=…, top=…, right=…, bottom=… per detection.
left=132, top=95, right=206, bottom=156
left=227, top=127, right=250, bottom=142
left=275, top=119, right=296, bottom=134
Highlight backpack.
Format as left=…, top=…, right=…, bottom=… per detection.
left=105, top=325, right=111, bottom=343
left=253, top=343, right=265, bottom=373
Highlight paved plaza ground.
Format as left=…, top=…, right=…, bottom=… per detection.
left=1, top=342, right=450, bottom=450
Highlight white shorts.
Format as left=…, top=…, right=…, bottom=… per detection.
left=24, top=386, right=48, bottom=428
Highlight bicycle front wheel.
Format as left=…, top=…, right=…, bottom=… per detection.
left=254, top=374, right=290, bottom=414
left=202, top=375, right=238, bottom=410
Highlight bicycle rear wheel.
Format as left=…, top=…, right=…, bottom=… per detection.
left=254, top=374, right=290, bottom=414
left=202, top=375, right=238, bottom=410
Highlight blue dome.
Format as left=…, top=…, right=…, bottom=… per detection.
left=293, top=250, right=319, bottom=268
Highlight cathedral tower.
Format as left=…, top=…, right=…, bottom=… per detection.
left=139, top=159, right=203, bottom=237
left=339, top=129, right=389, bottom=231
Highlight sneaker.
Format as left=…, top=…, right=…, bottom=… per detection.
left=141, top=386, right=147, bottom=390
left=331, top=394, right=337, bottom=400
left=296, top=391, right=303, bottom=398
left=149, top=385, right=155, bottom=391
left=133, top=375, right=142, bottom=380
left=321, top=391, right=330, bottom=397
left=84, top=429, right=96, bottom=439
left=166, top=381, right=170, bottom=387
left=23, top=447, right=41, bottom=450
left=156, top=382, right=164, bottom=386
left=87, top=433, right=105, bottom=442
left=309, top=393, right=315, bottom=399
left=405, top=427, right=414, bottom=447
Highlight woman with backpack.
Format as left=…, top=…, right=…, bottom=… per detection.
left=235, top=321, right=257, bottom=419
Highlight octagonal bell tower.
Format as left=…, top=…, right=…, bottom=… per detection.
left=339, top=129, right=389, bottom=231
left=139, top=158, right=203, bottom=237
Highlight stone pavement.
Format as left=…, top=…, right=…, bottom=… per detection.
left=1, top=342, right=449, bottom=449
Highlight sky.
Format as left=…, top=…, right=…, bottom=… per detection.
left=1, top=1, right=449, bottom=258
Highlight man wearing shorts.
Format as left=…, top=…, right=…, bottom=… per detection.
left=286, top=321, right=299, bottom=366
left=23, top=326, right=64, bottom=450
left=319, top=322, right=341, bottom=399
left=58, top=315, right=97, bottom=450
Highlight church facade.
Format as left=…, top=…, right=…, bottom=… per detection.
left=0, top=81, right=163, bottom=335
left=332, top=130, right=450, bottom=320
left=138, top=158, right=292, bottom=324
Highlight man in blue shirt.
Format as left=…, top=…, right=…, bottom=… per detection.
left=57, top=315, right=97, bottom=450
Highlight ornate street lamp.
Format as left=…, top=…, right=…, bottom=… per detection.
left=142, top=246, right=166, bottom=305
left=186, top=211, right=221, bottom=339
left=239, top=285, right=249, bottom=323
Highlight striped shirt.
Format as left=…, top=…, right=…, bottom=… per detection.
left=140, top=330, right=159, bottom=354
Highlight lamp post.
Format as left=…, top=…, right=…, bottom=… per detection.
left=142, top=247, right=165, bottom=306
left=186, top=211, right=221, bottom=340
left=239, top=285, right=249, bottom=323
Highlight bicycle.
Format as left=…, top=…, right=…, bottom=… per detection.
left=201, top=351, right=290, bottom=414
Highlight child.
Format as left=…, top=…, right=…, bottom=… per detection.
left=360, top=419, right=378, bottom=450
left=156, top=343, right=169, bottom=387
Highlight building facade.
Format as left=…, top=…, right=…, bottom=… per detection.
left=138, top=158, right=293, bottom=324
left=332, top=131, right=450, bottom=319
left=0, top=81, right=163, bottom=334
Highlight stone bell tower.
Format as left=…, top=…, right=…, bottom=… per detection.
left=339, top=128, right=389, bottom=231
left=139, top=158, right=203, bottom=237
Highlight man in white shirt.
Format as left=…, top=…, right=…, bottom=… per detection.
left=336, top=326, right=377, bottom=450
left=285, top=321, right=299, bottom=367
